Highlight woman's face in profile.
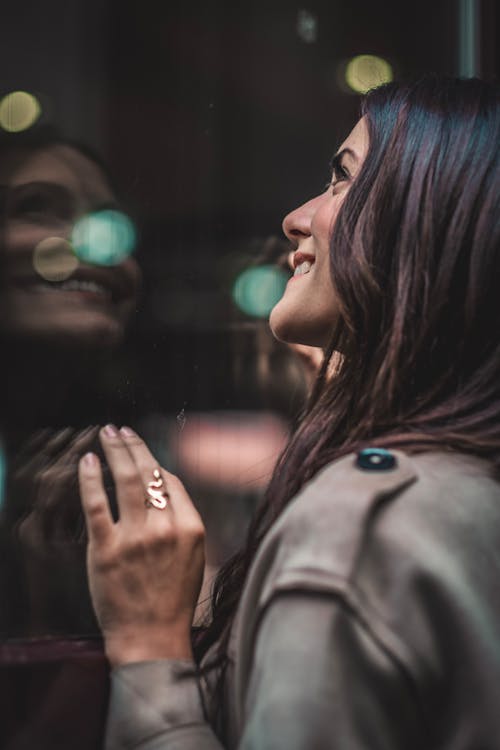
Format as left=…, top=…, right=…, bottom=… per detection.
left=0, top=144, right=140, bottom=347
left=270, top=117, right=369, bottom=349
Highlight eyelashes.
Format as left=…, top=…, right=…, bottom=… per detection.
left=324, top=153, right=351, bottom=193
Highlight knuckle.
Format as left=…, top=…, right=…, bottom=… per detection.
left=121, top=534, right=146, bottom=560
left=155, top=524, right=176, bottom=544
left=149, top=530, right=172, bottom=551
left=185, top=519, right=205, bottom=541
left=116, top=467, right=140, bottom=488
left=87, top=500, right=107, bottom=519
left=93, top=550, right=116, bottom=573
left=167, top=474, right=184, bottom=492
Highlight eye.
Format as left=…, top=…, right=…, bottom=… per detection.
left=328, top=158, right=350, bottom=193
left=11, top=193, right=49, bottom=216
left=6, top=183, right=74, bottom=224
left=324, top=150, right=353, bottom=194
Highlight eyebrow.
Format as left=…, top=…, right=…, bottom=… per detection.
left=328, top=148, right=362, bottom=184
left=330, top=147, right=358, bottom=167
left=2, top=181, right=120, bottom=211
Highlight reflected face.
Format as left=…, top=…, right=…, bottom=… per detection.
left=269, top=118, right=369, bottom=348
left=0, top=144, right=140, bottom=347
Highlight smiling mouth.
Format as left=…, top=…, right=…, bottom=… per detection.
left=30, top=278, right=112, bottom=300
left=11, top=262, right=137, bottom=304
left=293, top=260, right=313, bottom=277
left=291, top=251, right=315, bottom=278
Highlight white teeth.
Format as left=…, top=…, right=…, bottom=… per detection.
left=294, top=260, right=313, bottom=277
left=58, top=279, right=107, bottom=295
left=31, top=279, right=110, bottom=297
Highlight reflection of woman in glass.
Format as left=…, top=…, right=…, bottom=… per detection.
left=0, top=131, right=140, bottom=438
left=0, top=130, right=140, bottom=638
left=81, top=77, right=500, bottom=748
left=0, top=131, right=141, bottom=750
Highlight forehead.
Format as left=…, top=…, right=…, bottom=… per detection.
left=0, top=144, right=114, bottom=200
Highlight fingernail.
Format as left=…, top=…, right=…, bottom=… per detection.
left=120, top=426, right=136, bottom=437
left=103, top=424, right=118, bottom=438
left=83, top=452, right=97, bottom=467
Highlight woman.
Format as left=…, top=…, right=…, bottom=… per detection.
left=79, top=76, right=500, bottom=749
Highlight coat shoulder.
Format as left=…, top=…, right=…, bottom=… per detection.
left=254, top=449, right=500, bottom=607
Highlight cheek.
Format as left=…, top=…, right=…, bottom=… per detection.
left=310, top=194, right=345, bottom=248
left=5, top=223, right=68, bottom=254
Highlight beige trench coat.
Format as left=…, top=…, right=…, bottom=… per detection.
left=105, top=450, right=500, bottom=749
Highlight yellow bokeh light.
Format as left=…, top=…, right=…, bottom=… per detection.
left=345, top=55, right=393, bottom=94
left=33, top=237, right=78, bottom=281
left=0, top=91, right=41, bottom=132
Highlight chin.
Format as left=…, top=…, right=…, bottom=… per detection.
left=2, top=315, right=126, bottom=352
left=269, top=305, right=319, bottom=348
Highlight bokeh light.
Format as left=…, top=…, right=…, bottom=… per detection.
left=72, top=210, right=136, bottom=266
left=33, top=237, right=79, bottom=281
left=232, top=265, right=288, bottom=318
left=297, top=9, right=318, bottom=44
left=0, top=91, right=41, bottom=132
left=345, top=55, right=393, bottom=94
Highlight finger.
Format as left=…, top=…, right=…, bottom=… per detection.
left=118, top=426, right=160, bottom=476
left=99, top=425, right=146, bottom=525
left=67, top=425, right=99, bottom=453
left=118, top=427, right=178, bottom=516
left=160, top=471, right=203, bottom=527
left=118, top=427, right=201, bottom=523
left=42, top=427, right=77, bottom=457
left=78, top=452, right=113, bottom=544
left=11, top=428, right=56, bottom=475
left=33, top=427, right=81, bottom=474
left=50, top=426, right=100, bottom=469
left=15, top=428, right=53, bottom=458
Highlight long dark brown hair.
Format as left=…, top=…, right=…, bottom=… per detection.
left=194, top=76, right=500, bottom=668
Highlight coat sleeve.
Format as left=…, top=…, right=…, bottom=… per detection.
left=104, top=659, right=224, bottom=750
left=105, top=590, right=427, bottom=750
left=239, top=590, right=427, bottom=750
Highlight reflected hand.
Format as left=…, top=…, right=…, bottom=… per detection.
left=15, top=427, right=98, bottom=549
left=78, top=426, right=205, bottom=666
left=8, top=427, right=100, bottom=635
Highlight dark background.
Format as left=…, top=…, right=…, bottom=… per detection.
left=0, top=1, right=497, bottom=418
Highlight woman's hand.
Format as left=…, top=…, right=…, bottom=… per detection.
left=78, top=425, right=206, bottom=666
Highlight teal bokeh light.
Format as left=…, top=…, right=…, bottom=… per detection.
left=72, top=210, right=136, bottom=266
left=232, top=265, right=289, bottom=318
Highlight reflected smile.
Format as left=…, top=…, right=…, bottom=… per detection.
left=31, top=278, right=112, bottom=300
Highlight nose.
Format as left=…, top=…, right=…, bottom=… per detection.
left=282, top=195, right=321, bottom=245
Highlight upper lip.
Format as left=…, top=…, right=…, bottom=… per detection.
left=292, top=250, right=316, bottom=270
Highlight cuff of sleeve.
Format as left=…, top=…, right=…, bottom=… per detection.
left=106, top=660, right=206, bottom=749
